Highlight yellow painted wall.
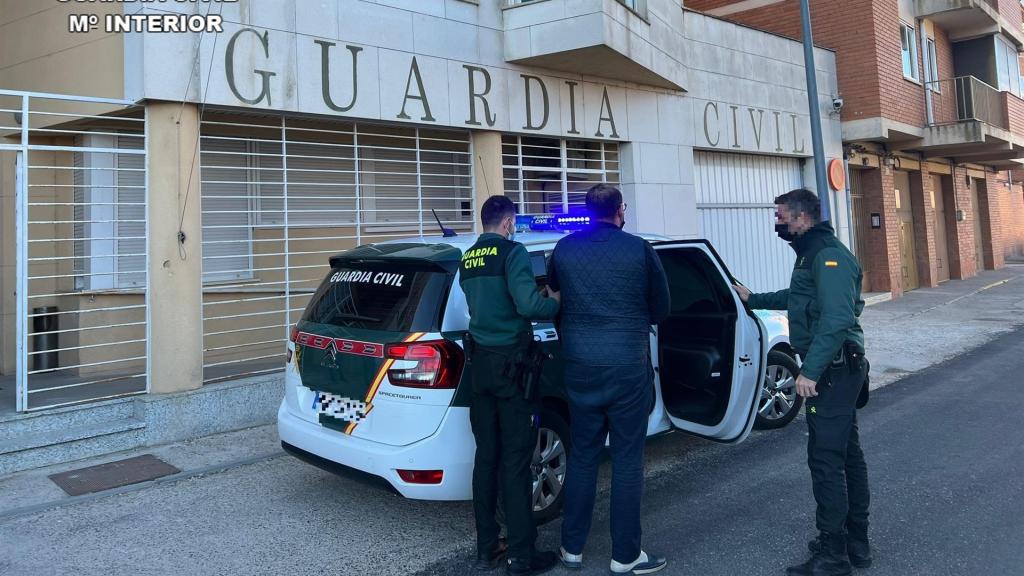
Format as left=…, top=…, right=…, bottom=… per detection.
left=0, top=1, right=124, bottom=99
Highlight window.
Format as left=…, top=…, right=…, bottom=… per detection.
left=501, top=136, right=620, bottom=215
left=302, top=264, right=450, bottom=333
left=995, top=34, right=1022, bottom=98
left=72, top=134, right=146, bottom=291
left=198, top=118, right=473, bottom=284
left=925, top=38, right=940, bottom=92
left=901, top=24, right=920, bottom=82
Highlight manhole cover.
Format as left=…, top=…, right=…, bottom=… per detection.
left=49, top=454, right=180, bottom=496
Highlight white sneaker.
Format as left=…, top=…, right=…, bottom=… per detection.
left=560, top=546, right=583, bottom=570
left=609, top=550, right=667, bottom=575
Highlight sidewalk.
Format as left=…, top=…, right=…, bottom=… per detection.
left=2, top=264, right=1023, bottom=519
left=861, top=263, right=1024, bottom=388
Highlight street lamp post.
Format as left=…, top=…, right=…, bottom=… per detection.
left=799, top=0, right=832, bottom=223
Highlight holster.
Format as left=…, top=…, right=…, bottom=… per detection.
left=829, top=341, right=870, bottom=409
left=462, top=332, right=476, bottom=364
left=502, top=338, right=549, bottom=403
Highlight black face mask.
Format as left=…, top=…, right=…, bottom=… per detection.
left=775, top=223, right=796, bottom=242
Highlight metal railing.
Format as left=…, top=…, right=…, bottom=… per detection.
left=198, top=113, right=475, bottom=384
left=0, top=89, right=148, bottom=411
left=925, top=76, right=1008, bottom=129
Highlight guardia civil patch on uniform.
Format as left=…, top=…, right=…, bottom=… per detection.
left=824, top=260, right=839, bottom=267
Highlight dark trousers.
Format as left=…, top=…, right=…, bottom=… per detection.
left=805, top=356, right=871, bottom=536
left=560, top=362, right=652, bottom=564
left=469, top=346, right=538, bottom=561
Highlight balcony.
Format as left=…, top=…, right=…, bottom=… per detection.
left=915, top=0, right=1024, bottom=46
left=502, top=0, right=687, bottom=90
left=919, top=76, right=1024, bottom=166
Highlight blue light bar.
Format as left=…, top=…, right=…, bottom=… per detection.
left=515, top=211, right=591, bottom=233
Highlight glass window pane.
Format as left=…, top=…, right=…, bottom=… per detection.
left=901, top=26, right=913, bottom=78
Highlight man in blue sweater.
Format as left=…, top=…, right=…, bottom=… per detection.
left=548, top=184, right=671, bottom=575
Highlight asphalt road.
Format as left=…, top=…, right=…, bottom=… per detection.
left=417, top=325, right=1024, bottom=576
left=2, top=327, right=1022, bottom=576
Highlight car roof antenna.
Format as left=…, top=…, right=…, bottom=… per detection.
left=431, top=208, right=458, bottom=238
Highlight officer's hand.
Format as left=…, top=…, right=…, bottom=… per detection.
left=733, top=284, right=751, bottom=303
left=796, top=374, right=818, bottom=398
left=544, top=286, right=561, bottom=303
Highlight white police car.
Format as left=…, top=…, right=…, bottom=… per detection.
left=277, top=216, right=798, bottom=522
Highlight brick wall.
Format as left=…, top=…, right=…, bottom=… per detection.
left=995, top=0, right=1024, bottom=26
left=879, top=3, right=928, bottom=128
left=687, top=0, right=885, bottom=121
left=687, top=0, right=929, bottom=128
left=929, top=27, right=958, bottom=125
left=858, top=166, right=903, bottom=295
left=1003, top=91, right=1024, bottom=134
left=949, top=167, right=978, bottom=278
left=910, top=168, right=940, bottom=287
left=981, top=174, right=1006, bottom=269
left=1003, top=183, right=1024, bottom=257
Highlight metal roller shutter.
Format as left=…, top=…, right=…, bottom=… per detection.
left=695, top=151, right=803, bottom=292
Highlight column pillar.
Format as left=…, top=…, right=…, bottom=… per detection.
left=147, top=102, right=203, bottom=394
left=910, top=168, right=939, bottom=288
left=949, top=167, right=976, bottom=279
left=981, top=174, right=1005, bottom=270
left=862, top=166, right=902, bottom=296
left=471, top=131, right=503, bottom=232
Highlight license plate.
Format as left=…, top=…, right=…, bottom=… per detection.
left=312, top=391, right=368, bottom=423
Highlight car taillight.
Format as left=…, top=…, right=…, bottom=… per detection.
left=286, top=326, right=298, bottom=363
left=384, top=340, right=464, bottom=389
left=397, top=469, right=444, bottom=484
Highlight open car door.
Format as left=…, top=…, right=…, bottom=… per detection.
left=651, top=240, right=766, bottom=443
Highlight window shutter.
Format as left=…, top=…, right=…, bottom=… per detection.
left=200, top=137, right=254, bottom=282
left=116, top=135, right=145, bottom=287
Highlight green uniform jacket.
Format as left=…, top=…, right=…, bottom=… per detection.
left=747, top=222, right=865, bottom=382
left=459, top=233, right=560, bottom=347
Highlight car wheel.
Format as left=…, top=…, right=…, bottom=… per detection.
left=496, top=406, right=571, bottom=527
left=754, top=350, right=802, bottom=430
left=531, top=407, right=570, bottom=525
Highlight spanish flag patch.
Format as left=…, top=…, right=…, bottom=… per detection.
left=824, top=260, right=839, bottom=267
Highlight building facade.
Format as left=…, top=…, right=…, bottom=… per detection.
left=0, top=0, right=842, bottom=458
left=690, top=0, right=1024, bottom=297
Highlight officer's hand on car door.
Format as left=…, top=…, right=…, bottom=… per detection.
left=796, top=375, right=818, bottom=398
left=732, top=284, right=751, bottom=303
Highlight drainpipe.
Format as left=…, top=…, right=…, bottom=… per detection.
left=919, top=20, right=934, bottom=125
left=844, top=153, right=856, bottom=252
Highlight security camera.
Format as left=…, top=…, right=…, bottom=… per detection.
left=831, top=97, right=844, bottom=113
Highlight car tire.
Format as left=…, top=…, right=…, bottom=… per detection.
left=496, top=406, right=571, bottom=527
left=754, top=349, right=802, bottom=430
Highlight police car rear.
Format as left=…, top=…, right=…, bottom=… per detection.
left=277, top=241, right=477, bottom=500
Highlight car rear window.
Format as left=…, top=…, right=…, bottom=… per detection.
left=301, top=263, right=452, bottom=332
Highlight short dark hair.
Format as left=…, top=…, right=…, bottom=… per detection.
left=480, top=195, right=516, bottom=228
left=585, top=183, right=623, bottom=219
left=775, top=188, right=821, bottom=223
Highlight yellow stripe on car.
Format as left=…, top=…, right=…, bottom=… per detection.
left=346, top=332, right=426, bottom=435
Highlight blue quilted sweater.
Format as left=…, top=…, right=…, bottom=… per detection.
left=549, top=222, right=671, bottom=367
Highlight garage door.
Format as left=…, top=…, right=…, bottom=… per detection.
left=695, top=151, right=802, bottom=292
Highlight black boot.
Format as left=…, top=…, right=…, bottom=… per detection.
left=845, top=523, right=872, bottom=568
left=507, top=550, right=558, bottom=576
left=788, top=532, right=852, bottom=576
left=808, top=526, right=872, bottom=569
left=475, top=539, right=508, bottom=572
